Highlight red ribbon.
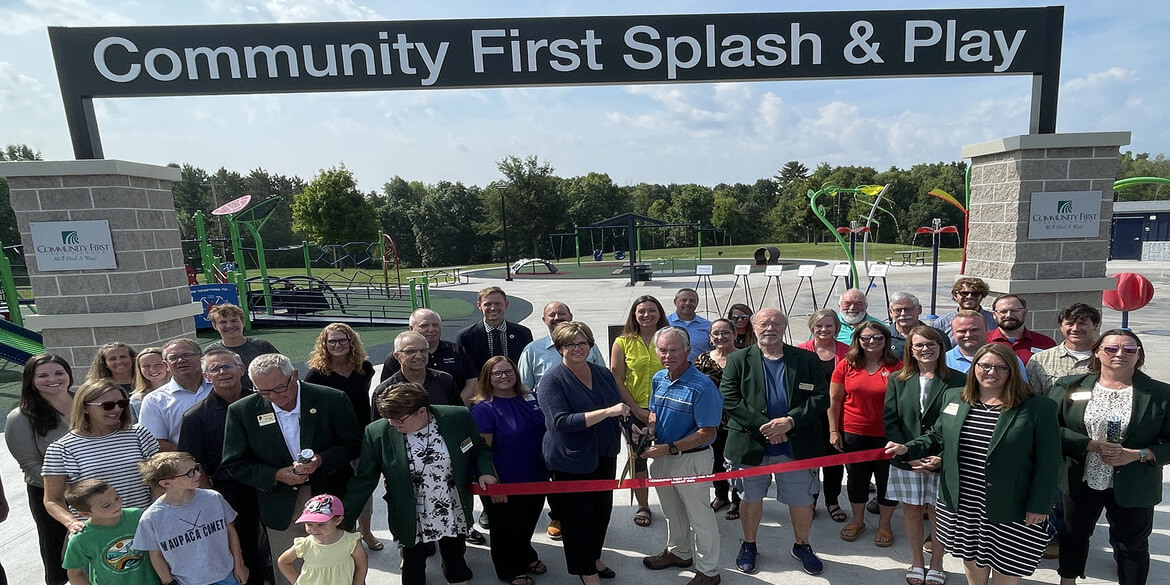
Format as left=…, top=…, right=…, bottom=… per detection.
left=473, top=447, right=892, bottom=496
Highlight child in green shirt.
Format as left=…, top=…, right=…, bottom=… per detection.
left=62, top=480, right=160, bottom=585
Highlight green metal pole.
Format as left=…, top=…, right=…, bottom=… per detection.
left=228, top=219, right=247, bottom=281
left=421, top=278, right=431, bottom=308
left=0, top=249, right=23, bottom=327
left=636, top=227, right=643, bottom=262
left=195, top=211, right=216, bottom=284
left=302, top=241, right=312, bottom=278
left=234, top=271, right=251, bottom=331
left=242, top=223, right=273, bottom=316
left=575, top=232, right=581, bottom=268
left=697, top=229, right=703, bottom=261
left=408, top=278, right=419, bottom=310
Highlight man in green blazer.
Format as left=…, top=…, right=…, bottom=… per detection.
left=720, top=308, right=829, bottom=576
left=222, top=353, right=361, bottom=585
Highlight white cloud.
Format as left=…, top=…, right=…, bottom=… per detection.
left=1062, top=67, right=1136, bottom=95
left=215, top=0, right=383, bottom=23
left=0, top=0, right=133, bottom=35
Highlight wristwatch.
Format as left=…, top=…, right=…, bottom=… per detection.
left=1139, top=448, right=1149, bottom=463
left=668, top=442, right=679, bottom=455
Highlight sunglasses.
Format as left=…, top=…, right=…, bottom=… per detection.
left=728, top=314, right=751, bottom=321
left=85, top=399, right=129, bottom=411
left=1100, top=345, right=1139, bottom=355
left=859, top=334, right=885, bottom=342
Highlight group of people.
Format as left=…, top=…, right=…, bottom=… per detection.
left=2, top=280, right=1167, bottom=585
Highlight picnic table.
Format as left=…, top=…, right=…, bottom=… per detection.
left=410, top=266, right=469, bottom=286
left=894, top=249, right=929, bottom=266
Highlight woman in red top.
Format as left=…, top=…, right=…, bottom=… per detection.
left=830, top=321, right=902, bottom=547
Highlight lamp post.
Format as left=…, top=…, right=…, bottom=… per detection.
left=492, top=182, right=513, bottom=281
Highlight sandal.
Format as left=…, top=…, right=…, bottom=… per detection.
left=527, top=560, right=547, bottom=575
left=840, top=522, right=866, bottom=542
left=826, top=504, right=847, bottom=522
left=633, top=507, right=652, bottom=527
left=362, top=535, right=385, bottom=551
left=510, top=576, right=535, bottom=585
left=925, top=570, right=947, bottom=585
left=724, top=502, right=740, bottom=521
left=875, top=528, right=895, bottom=548
left=710, top=497, right=730, bottom=512
left=906, top=566, right=925, bottom=585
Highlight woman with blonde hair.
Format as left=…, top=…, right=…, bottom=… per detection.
left=130, top=347, right=169, bottom=418
left=304, top=322, right=380, bottom=550
left=887, top=343, right=1060, bottom=585
left=86, top=342, right=137, bottom=391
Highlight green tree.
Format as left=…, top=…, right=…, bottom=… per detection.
left=1116, top=152, right=1170, bottom=201
left=292, top=165, right=379, bottom=245
left=0, top=143, right=42, bottom=250
left=478, top=155, right=564, bottom=259
left=413, top=181, right=488, bottom=266
left=372, top=176, right=426, bottom=267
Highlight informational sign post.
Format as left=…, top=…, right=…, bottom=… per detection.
left=29, top=220, right=116, bottom=271
left=1027, top=191, right=1102, bottom=239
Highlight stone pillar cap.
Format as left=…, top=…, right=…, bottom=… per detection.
left=962, top=132, right=1132, bottom=158
left=0, top=159, right=181, bottom=181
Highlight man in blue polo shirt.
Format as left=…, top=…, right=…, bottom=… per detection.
left=640, top=326, right=723, bottom=585
left=667, top=288, right=712, bottom=361
left=945, top=310, right=1028, bottom=380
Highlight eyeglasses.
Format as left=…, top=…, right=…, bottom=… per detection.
left=256, top=375, right=293, bottom=395
left=1100, top=345, right=1139, bottom=356
left=710, top=330, right=734, bottom=337
left=490, top=369, right=516, bottom=378
left=562, top=341, right=590, bottom=351
left=396, top=348, right=428, bottom=356
left=85, top=399, right=129, bottom=411
left=728, top=314, right=751, bottom=321
left=975, top=363, right=1009, bottom=374
left=859, top=334, right=885, bottom=342
left=168, top=463, right=201, bottom=480
left=955, top=291, right=981, bottom=297
left=205, top=363, right=239, bottom=374
left=911, top=342, right=939, bottom=350
left=164, top=352, right=200, bottom=363
left=325, top=338, right=351, bottom=346
left=389, top=409, right=420, bottom=425
left=890, top=306, right=918, bottom=314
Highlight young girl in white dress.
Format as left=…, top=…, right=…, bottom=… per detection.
left=278, top=495, right=368, bottom=585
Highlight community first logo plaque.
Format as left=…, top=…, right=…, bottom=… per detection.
left=29, top=220, right=117, bottom=271
left=1028, top=191, right=1102, bottom=240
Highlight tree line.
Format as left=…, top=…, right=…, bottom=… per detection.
left=2, top=143, right=1168, bottom=269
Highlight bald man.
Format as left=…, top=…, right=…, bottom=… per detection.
left=518, top=301, right=606, bottom=391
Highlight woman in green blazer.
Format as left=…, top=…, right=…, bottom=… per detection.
left=1049, top=329, right=1170, bottom=585
left=344, top=382, right=497, bottom=585
left=883, top=326, right=967, bottom=585
left=886, top=343, right=1060, bottom=585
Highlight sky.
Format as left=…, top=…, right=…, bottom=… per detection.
left=1, top=0, right=1167, bottom=192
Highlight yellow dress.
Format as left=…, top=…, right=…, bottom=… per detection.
left=292, top=531, right=361, bottom=585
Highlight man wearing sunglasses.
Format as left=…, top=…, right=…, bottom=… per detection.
left=222, top=353, right=361, bottom=585
left=987, top=294, right=1056, bottom=364
left=139, top=338, right=212, bottom=451
left=932, top=277, right=998, bottom=345
left=178, top=349, right=264, bottom=585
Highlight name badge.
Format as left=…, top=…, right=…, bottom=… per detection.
left=1031, top=346, right=1044, bottom=354
left=257, top=413, right=276, bottom=426
left=523, top=393, right=536, bottom=402
left=1070, top=391, right=1092, bottom=401
left=798, top=382, right=814, bottom=391
left=942, top=403, right=960, bottom=416
left=460, top=437, right=474, bottom=453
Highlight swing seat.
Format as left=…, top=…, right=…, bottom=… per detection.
left=593, top=249, right=604, bottom=261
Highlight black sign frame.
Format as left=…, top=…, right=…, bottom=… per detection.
left=48, top=7, right=1064, bottom=159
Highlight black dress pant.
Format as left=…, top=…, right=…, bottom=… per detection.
left=28, top=484, right=68, bottom=585
left=843, top=432, right=896, bottom=507
left=711, top=425, right=740, bottom=504
left=1059, top=485, right=1154, bottom=585
left=486, top=494, right=545, bottom=580
left=402, top=536, right=472, bottom=585
left=819, top=413, right=844, bottom=504
left=548, top=457, right=617, bottom=576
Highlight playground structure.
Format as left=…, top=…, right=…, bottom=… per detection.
left=189, top=195, right=420, bottom=328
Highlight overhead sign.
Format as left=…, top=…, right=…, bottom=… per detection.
left=49, top=7, right=1063, bottom=158
left=1028, top=191, right=1102, bottom=239
left=29, top=220, right=116, bottom=271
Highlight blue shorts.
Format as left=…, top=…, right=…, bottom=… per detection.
left=729, top=454, right=819, bottom=507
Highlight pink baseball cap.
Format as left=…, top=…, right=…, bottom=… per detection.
left=296, top=494, right=344, bottom=523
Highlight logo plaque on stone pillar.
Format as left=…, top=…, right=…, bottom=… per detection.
left=1027, top=191, right=1102, bottom=239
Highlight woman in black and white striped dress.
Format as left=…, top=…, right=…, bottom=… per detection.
left=887, top=343, right=1061, bottom=585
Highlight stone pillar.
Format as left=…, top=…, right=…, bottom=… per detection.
left=0, top=159, right=201, bottom=378
left=961, top=132, right=1131, bottom=337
